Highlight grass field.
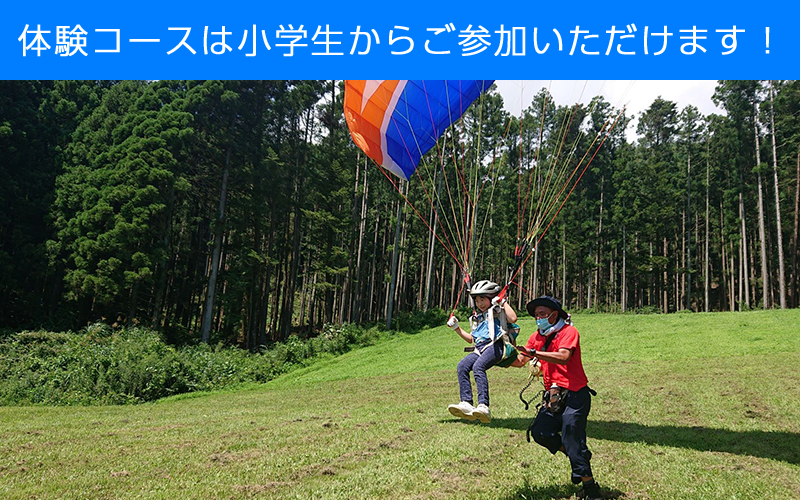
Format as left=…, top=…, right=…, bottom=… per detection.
left=2, top=310, right=800, bottom=500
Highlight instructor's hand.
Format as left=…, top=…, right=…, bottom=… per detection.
left=528, top=358, right=542, bottom=377
left=516, top=345, right=535, bottom=357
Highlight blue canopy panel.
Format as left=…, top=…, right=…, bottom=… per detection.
left=344, top=80, right=494, bottom=180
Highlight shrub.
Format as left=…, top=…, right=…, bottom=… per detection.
left=391, top=308, right=448, bottom=333
left=0, top=321, right=393, bottom=406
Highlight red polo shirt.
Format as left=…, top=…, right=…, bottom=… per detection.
left=525, top=324, right=588, bottom=391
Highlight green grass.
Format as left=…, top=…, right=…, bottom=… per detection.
left=2, top=310, right=800, bottom=499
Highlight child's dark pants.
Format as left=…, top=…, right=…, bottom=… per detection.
left=457, top=339, right=502, bottom=406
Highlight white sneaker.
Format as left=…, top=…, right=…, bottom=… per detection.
left=472, top=404, right=491, bottom=423
left=448, top=401, right=476, bottom=420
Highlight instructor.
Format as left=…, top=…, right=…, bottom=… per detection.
left=517, top=295, right=602, bottom=500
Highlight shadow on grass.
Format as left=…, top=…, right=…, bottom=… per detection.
left=496, top=481, right=626, bottom=500
left=489, top=417, right=800, bottom=465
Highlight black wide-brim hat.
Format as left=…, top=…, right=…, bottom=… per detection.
left=526, top=296, right=568, bottom=319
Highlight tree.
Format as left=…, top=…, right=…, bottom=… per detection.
left=714, top=81, right=762, bottom=309
left=767, top=81, right=787, bottom=308
left=678, top=105, right=706, bottom=310
left=51, top=81, right=194, bottom=324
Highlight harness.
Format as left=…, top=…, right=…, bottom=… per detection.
left=519, top=329, right=559, bottom=410
left=519, top=323, right=597, bottom=417
left=466, top=305, right=519, bottom=368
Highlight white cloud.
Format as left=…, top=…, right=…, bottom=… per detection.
left=495, top=80, right=726, bottom=142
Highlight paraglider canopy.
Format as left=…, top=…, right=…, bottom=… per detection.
left=344, top=80, right=494, bottom=180
left=344, top=80, right=626, bottom=313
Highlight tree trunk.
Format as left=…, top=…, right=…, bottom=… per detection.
left=749, top=223, right=757, bottom=305
left=201, top=147, right=231, bottom=343
left=424, top=187, right=438, bottom=312
left=664, top=236, right=669, bottom=313
left=681, top=213, right=685, bottom=311
left=705, top=153, right=710, bottom=311
left=596, top=175, right=604, bottom=307
left=246, top=220, right=262, bottom=350
left=686, top=154, right=693, bottom=311
left=214, top=232, right=230, bottom=337
left=386, top=193, right=404, bottom=329
left=674, top=239, right=680, bottom=311
left=368, top=213, right=380, bottom=321
left=340, top=154, right=361, bottom=323
left=270, top=235, right=286, bottom=340
left=258, top=214, right=275, bottom=344
left=648, top=241, right=653, bottom=307
left=754, top=104, right=769, bottom=309
left=610, top=246, right=615, bottom=308
left=533, top=239, right=540, bottom=297
left=635, top=234, right=640, bottom=309
left=739, top=192, right=751, bottom=308
left=695, top=211, right=700, bottom=308
left=721, top=202, right=732, bottom=311
left=280, top=178, right=303, bottom=337
left=562, top=225, right=567, bottom=303
left=792, top=145, right=800, bottom=307
left=307, top=271, right=318, bottom=331
left=151, top=185, right=176, bottom=328
left=353, top=160, right=369, bottom=321
left=127, top=280, right=140, bottom=326
left=396, top=197, right=409, bottom=311
left=586, top=250, right=592, bottom=310
left=622, top=225, right=627, bottom=312
left=769, top=83, right=787, bottom=308
left=450, top=261, right=458, bottom=309
left=298, top=256, right=309, bottom=329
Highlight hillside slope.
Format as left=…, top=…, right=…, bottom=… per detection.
left=2, top=311, right=799, bottom=499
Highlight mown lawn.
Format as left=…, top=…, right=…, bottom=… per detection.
left=2, top=310, right=799, bottom=499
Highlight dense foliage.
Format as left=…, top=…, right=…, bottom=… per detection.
left=0, top=321, right=393, bottom=405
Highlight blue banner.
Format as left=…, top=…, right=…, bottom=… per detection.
left=2, top=0, right=794, bottom=79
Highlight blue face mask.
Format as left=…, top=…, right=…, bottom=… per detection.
left=536, top=317, right=552, bottom=333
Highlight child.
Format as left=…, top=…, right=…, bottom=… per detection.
left=446, top=280, right=518, bottom=423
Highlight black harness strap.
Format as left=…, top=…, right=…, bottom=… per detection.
left=519, top=330, right=559, bottom=411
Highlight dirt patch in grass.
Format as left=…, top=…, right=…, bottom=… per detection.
left=0, top=459, right=44, bottom=477
left=425, top=468, right=474, bottom=499
left=288, top=462, right=341, bottom=481
left=209, top=450, right=264, bottom=465
left=377, top=440, right=402, bottom=450
left=428, top=468, right=464, bottom=485
left=337, top=450, right=377, bottom=462
left=165, top=440, right=195, bottom=450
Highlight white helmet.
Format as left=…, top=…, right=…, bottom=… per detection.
left=469, top=280, right=501, bottom=297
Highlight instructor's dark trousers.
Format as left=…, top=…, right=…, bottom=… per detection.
left=529, top=385, right=593, bottom=480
